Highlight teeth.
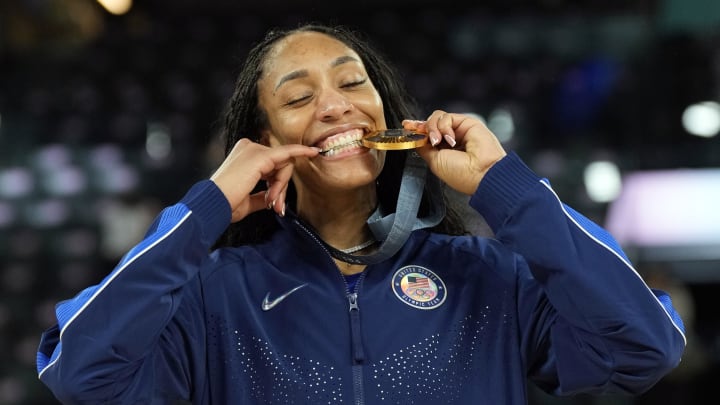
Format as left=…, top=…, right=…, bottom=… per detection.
left=319, top=129, right=365, bottom=155
left=321, top=140, right=363, bottom=156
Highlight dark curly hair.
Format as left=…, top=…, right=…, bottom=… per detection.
left=213, top=23, right=467, bottom=249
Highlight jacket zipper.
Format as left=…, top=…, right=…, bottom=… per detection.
left=348, top=292, right=365, bottom=405
left=294, top=219, right=367, bottom=405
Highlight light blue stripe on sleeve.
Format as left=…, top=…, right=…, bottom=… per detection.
left=55, top=204, right=192, bottom=334
left=561, top=202, right=630, bottom=262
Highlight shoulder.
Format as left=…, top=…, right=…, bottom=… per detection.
left=403, top=230, right=531, bottom=290
left=413, top=229, right=504, bottom=254
left=410, top=230, right=523, bottom=270
left=202, top=244, right=263, bottom=279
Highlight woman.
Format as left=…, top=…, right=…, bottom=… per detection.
left=37, top=23, right=686, bottom=404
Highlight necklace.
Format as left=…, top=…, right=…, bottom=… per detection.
left=339, top=239, right=376, bottom=254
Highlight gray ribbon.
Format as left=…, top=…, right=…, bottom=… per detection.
left=319, top=151, right=445, bottom=264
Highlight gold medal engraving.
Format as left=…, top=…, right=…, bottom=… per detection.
left=362, top=129, right=428, bottom=150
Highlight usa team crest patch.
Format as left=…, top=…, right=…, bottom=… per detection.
left=391, top=265, right=446, bottom=310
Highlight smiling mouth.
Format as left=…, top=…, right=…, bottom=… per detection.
left=318, top=129, right=366, bottom=156
left=319, top=140, right=364, bottom=156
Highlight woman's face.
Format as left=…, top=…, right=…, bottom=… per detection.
left=257, top=31, right=387, bottom=195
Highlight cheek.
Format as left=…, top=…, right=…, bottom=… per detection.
left=270, top=112, right=309, bottom=145
left=362, top=92, right=386, bottom=127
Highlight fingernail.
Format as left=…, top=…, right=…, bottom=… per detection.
left=267, top=199, right=275, bottom=210
left=443, top=134, right=456, bottom=147
left=281, top=201, right=286, bottom=217
left=429, top=130, right=441, bottom=146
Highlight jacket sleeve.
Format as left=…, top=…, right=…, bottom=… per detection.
left=36, top=180, right=231, bottom=404
left=469, top=152, right=687, bottom=396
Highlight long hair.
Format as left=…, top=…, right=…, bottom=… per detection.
left=213, top=23, right=467, bottom=249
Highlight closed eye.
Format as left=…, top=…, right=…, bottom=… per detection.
left=285, top=78, right=367, bottom=106
left=285, top=95, right=311, bottom=106
left=341, top=78, right=367, bottom=88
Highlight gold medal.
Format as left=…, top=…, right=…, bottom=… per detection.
left=362, top=129, right=428, bottom=150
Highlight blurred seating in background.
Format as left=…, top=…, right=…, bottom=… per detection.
left=1, top=1, right=719, bottom=403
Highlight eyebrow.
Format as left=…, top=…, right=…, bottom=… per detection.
left=273, top=55, right=360, bottom=93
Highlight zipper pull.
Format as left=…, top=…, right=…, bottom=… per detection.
left=348, top=292, right=359, bottom=312
left=347, top=292, right=364, bottom=363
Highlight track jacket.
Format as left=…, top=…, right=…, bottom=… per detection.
left=37, top=152, right=686, bottom=404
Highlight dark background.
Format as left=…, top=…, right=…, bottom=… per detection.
left=1, top=0, right=719, bottom=403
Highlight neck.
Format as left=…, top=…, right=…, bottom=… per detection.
left=296, top=185, right=377, bottom=251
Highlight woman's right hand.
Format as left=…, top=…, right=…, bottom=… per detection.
left=210, top=138, right=319, bottom=222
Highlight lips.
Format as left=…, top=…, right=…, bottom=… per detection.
left=317, top=128, right=366, bottom=156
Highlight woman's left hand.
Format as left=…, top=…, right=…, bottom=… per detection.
left=402, top=111, right=508, bottom=196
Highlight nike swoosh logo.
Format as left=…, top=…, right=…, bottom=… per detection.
left=262, top=284, right=308, bottom=311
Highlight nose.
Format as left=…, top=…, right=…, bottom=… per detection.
left=316, top=89, right=353, bottom=120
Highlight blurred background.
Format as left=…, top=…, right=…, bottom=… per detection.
left=1, top=0, right=719, bottom=403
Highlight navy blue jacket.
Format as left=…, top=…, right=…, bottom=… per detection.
left=37, top=152, right=686, bottom=404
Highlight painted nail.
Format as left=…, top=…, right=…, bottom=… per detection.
left=443, top=134, right=456, bottom=147
left=429, top=130, right=441, bottom=146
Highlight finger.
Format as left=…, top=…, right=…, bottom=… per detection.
left=435, top=112, right=457, bottom=148
left=261, top=145, right=318, bottom=205
left=212, top=141, right=316, bottom=202
left=274, top=181, right=290, bottom=217
left=401, top=119, right=426, bottom=133
left=264, top=179, right=278, bottom=210
left=414, top=141, right=438, bottom=165
left=230, top=191, right=268, bottom=223
left=262, top=178, right=285, bottom=212
left=275, top=144, right=321, bottom=160
left=425, top=110, right=450, bottom=147
left=451, top=114, right=495, bottom=150
left=263, top=177, right=281, bottom=211
left=403, top=119, right=440, bottom=148
left=247, top=191, right=269, bottom=214
left=257, top=144, right=318, bottom=173
left=264, top=180, right=272, bottom=208
left=265, top=162, right=296, bottom=215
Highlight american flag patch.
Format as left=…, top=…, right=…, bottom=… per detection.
left=407, top=276, right=430, bottom=289
left=392, top=265, right=447, bottom=310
